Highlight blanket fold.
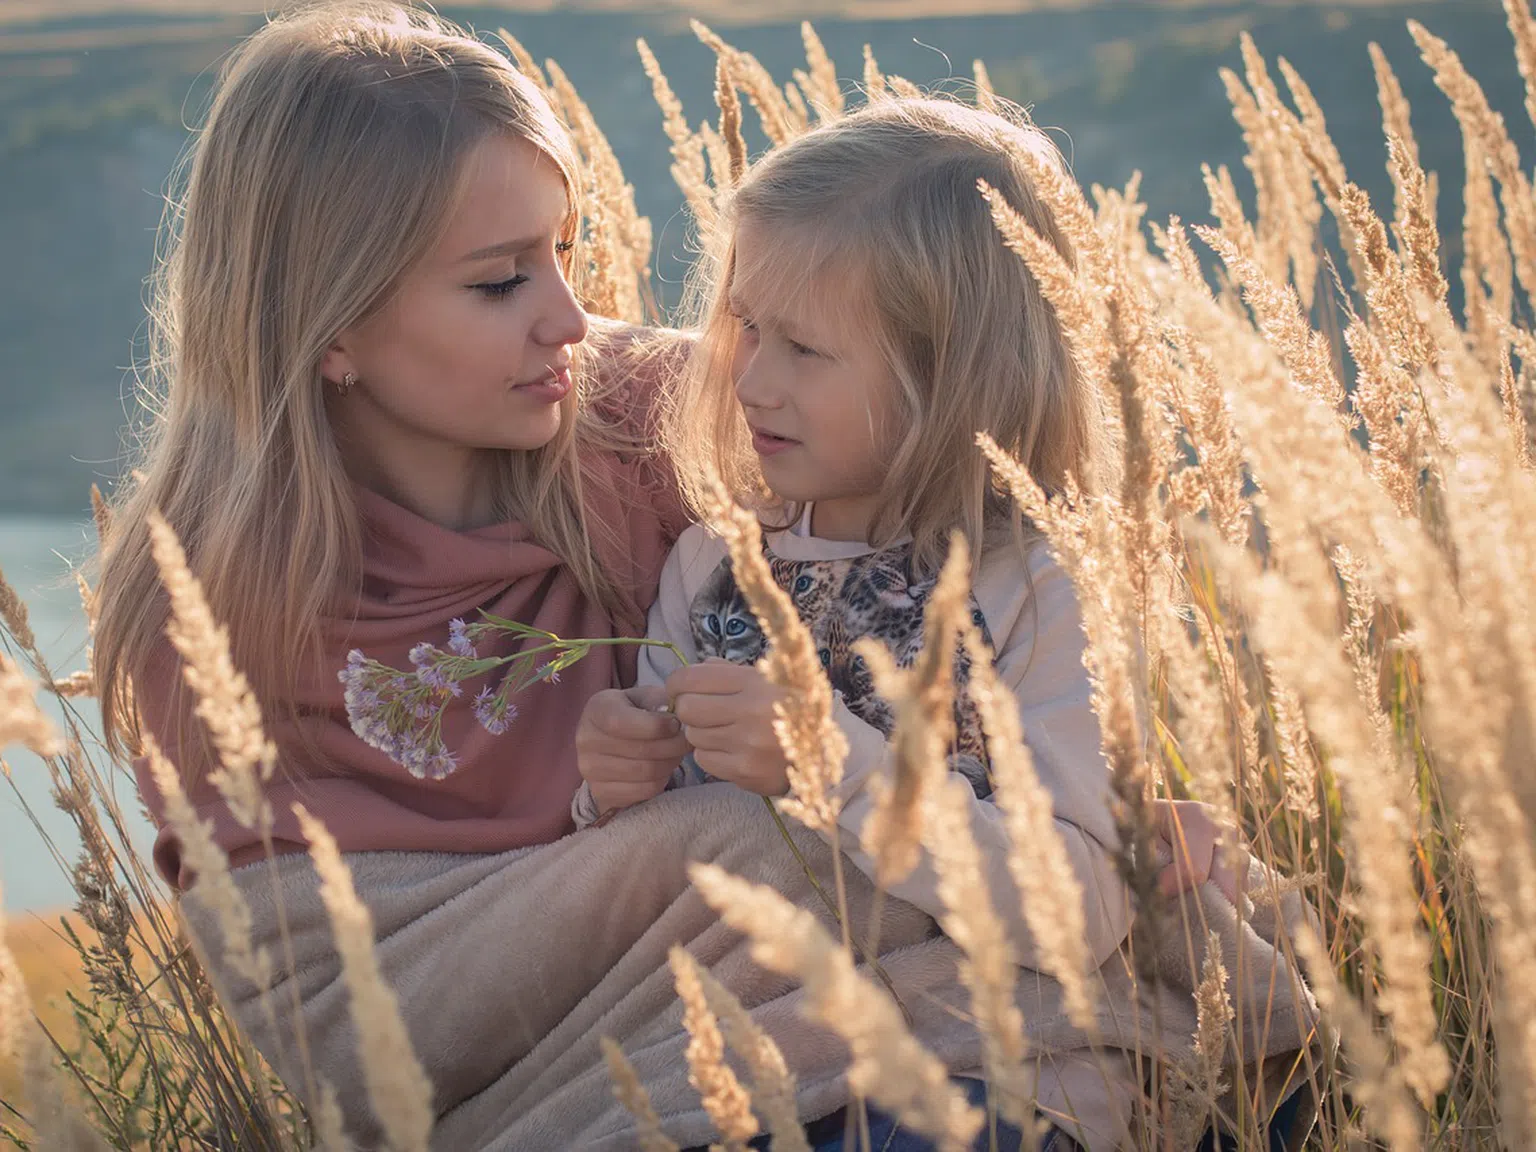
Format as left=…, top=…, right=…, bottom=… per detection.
left=184, top=784, right=1321, bottom=1151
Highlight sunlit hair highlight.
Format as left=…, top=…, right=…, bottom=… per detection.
left=663, top=95, right=1110, bottom=573
left=93, top=2, right=632, bottom=767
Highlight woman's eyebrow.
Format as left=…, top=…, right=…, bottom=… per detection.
left=459, top=234, right=542, bottom=263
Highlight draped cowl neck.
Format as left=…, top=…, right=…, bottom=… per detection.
left=133, top=349, right=691, bottom=890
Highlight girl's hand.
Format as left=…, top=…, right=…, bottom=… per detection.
left=666, top=661, right=792, bottom=797
left=575, top=686, right=693, bottom=815
left=1153, top=798, right=1250, bottom=906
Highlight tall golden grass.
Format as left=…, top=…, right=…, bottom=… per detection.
left=3, top=5, right=1535, bottom=1148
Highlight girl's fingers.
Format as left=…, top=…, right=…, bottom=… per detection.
left=672, top=691, right=746, bottom=729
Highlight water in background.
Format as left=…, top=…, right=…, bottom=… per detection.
left=1, top=515, right=157, bottom=914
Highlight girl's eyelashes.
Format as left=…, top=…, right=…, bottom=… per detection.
left=473, top=274, right=529, bottom=300
left=555, top=239, right=576, bottom=255
left=789, top=338, right=820, bottom=358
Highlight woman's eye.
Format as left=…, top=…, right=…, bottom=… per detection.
left=737, top=315, right=759, bottom=335
left=474, top=275, right=529, bottom=300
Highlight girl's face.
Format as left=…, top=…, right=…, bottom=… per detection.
left=729, top=223, right=898, bottom=543
left=324, top=133, right=588, bottom=520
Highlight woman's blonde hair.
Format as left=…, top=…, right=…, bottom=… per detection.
left=94, top=2, right=631, bottom=761
left=664, top=96, right=1111, bottom=574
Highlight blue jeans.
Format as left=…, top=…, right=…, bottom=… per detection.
left=793, top=1075, right=1310, bottom=1152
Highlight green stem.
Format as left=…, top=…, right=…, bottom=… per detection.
left=762, top=797, right=912, bottom=1024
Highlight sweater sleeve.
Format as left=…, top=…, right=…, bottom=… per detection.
left=816, top=548, right=1131, bottom=971
left=572, top=525, right=714, bottom=830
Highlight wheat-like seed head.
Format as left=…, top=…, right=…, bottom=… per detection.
left=601, top=1037, right=682, bottom=1152
left=690, top=862, right=984, bottom=1151
left=669, top=946, right=759, bottom=1150
left=293, top=805, right=435, bottom=1152
left=701, top=479, right=847, bottom=832
left=714, top=57, right=747, bottom=187
left=0, top=654, right=61, bottom=757
left=147, top=510, right=275, bottom=832
left=799, top=23, right=843, bottom=121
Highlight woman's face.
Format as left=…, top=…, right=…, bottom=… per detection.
left=324, top=132, right=588, bottom=505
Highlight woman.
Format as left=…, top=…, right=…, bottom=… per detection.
left=92, top=5, right=1316, bottom=1148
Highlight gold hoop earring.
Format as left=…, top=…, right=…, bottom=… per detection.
left=337, top=371, right=357, bottom=397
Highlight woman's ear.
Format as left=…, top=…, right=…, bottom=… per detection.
left=320, top=343, right=354, bottom=388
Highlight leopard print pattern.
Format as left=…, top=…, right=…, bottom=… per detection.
left=687, top=541, right=997, bottom=798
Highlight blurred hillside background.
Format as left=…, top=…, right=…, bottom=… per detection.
left=0, top=0, right=1525, bottom=909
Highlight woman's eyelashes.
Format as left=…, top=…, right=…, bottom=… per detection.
left=474, top=240, right=575, bottom=300
left=474, top=274, right=529, bottom=300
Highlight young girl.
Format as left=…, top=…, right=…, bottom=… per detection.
left=574, top=99, right=1314, bottom=1151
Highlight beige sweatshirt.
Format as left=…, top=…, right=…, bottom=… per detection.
left=575, top=517, right=1132, bottom=970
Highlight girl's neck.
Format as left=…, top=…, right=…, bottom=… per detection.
left=807, top=495, right=881, bottom=543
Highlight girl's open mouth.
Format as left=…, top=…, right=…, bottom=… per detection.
left=751, top=429, right=798, bottom=456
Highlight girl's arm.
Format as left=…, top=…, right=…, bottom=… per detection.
left=826, top=552, right=1132, bottom=971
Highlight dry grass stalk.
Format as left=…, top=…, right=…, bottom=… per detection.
left=862, top=44, right=886, bottom=99
left=51, top=670, right=93, bottom=698
left=886, top=74, right=923, bottom=99
left=0, top=564, right=38, bottom=658
left=544, top=58, right=650, bottom=324
left=979, top=179, right=1108, bottom=390
left=1504, top=0, right=1536, bottom=139
left=1411, top=20, right=1536, bottom=305
left=292, top=805, right=435, bottom=1152
left=1174, top=930, right=1234, bottom=1146
left=1195, top=224, right=1348, bottom=412
left=0, top=654, right=61, bottom=756
left=638, top=38, right=717, bottom=230
left=1199, top=534, right=1448, bottom=1107
left=494, top=27, right=549, bottom=96
left=688, top=956, right=810, bottom=1152
left=1461, top=132, right=1515, bottom=367
left=668, top=946, right=759, bottom=1150
left=1293, top=927, right=1422, bottom=1151
left=715, top=57, right=747, bottom=187
left=1164, top=323, right=1250, bottom=546
left=1369, top=42, right=1421, bottom=206
left=1500, top=340, right=1533, bottom=467
left=972, top=59, right=998, bottom=112
left=140, top=733, right=271, bottom=994
left=798, top=22, right=843, bottom=120
left=960, top=625, right=1096, bottom=1028
left=147, top=510, right=275, bottom=832
left=920, top=773, right=1040, bottom=1138
left=782, top=80, right=811, bottom=133
left=853, top=534, right=970, bottom=885
left=1150, top=601, right=1246, bottom=825
left=314, top=1080, right=353, bottom=1152
left=0, top=876, right=114, bottom=1151
left=701, top=480, right=847, bottom=833
left=1342, top=319, right=1424, bottom=516
left=690, top=862, right=984, bottom=1151
left=1336, top=181, right=1437, bottom=372
left=691, top=21, right=794, bottom=147
left=1386, top=134, right=1447, bottom=306
left=601, top=1037, right=681, bottom=1152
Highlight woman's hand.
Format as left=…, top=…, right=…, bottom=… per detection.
left=666, top=661, right=792, bottom=797
left=575, top=686, right=692, bottom=815
left=1152, top=798, right=1250, bottom=906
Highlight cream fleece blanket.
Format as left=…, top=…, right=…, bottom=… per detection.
left=184, top=783, right=1322, bottom=1151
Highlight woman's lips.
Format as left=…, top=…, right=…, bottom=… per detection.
left=513, top=365, right=572, bottom=403
left=752, top=429, right=799, bottom=457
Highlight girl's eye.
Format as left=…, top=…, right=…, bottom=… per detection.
left=555, top=240, right=576, bottom=255
left=789, top=338, right=820, bottom=357
left=474, top=275, right=529, bottom=300
left=738, top=315, right=759, bottom=335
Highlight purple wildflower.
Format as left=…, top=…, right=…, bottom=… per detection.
left=472, top=686, right=517, bottom=736
left=448, top=618, right=479, bottom=659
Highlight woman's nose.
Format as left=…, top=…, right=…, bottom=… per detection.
left=536, top=273, right=590, bottom=349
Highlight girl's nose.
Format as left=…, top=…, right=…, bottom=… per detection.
left=732, top=348, right=779, bottom=410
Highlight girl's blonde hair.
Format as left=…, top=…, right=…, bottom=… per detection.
left=664, top=96, right=1110, bottom=573
left=94, top=2, right=630, bottom=762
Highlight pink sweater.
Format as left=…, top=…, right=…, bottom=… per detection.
left=133, top=351, right=689, bottom=890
